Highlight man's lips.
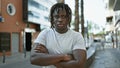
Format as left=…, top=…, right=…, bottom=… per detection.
left=57, top=24, right=64, bottom=27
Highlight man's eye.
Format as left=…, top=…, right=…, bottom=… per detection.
left=61, top=15, right=66, bottom=18
left=53, top=15, right=67, bottom=19
left=54, top=16, right=59, bottom=19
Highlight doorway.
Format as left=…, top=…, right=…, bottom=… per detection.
left=11, top=33, right=19, bottom=54
left=25, top=32, right=32, bottom=51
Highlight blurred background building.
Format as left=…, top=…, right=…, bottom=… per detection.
left=104, top=0, right=120, bottom=48
left=0, top=0, right=56, bottom=56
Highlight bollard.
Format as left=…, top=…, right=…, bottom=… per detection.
left=2, top=50, right=6, bottom=63
left=24, top=51, right=26, bottom=58
left=24, top=48, right=26, bottom=58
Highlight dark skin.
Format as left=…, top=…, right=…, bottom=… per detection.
left=30, top=8, right=87, bottom=68
left=31, top=43, right=73, bottom=66
left=53, top=8, right=69, bottom=33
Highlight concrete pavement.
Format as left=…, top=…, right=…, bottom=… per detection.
left=0, top=52, right=27, bottom=64
left=0, top=52, right=41, bottom=68
left=0, top=56, right=41, bottom=68
left=89, top=42, right=120, bottom=68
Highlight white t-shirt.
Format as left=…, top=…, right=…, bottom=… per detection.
left=34, top=28, right=86, bottom=68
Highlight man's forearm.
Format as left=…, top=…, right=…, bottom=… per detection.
left=31, top=44, right=69, bottom=66
left=31, top=52, right=66, bottom=66
left=55, top=60, right=80, bottom=68
left=55, top=49, right=87, bottom=68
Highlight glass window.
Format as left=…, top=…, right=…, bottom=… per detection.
left=0, top=32, right=10, bottom=52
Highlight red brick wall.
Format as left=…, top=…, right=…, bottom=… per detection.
left=0, top=0, right=37, bottom=56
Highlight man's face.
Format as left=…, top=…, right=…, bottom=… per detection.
left=53, top=8, right=68, bottom=32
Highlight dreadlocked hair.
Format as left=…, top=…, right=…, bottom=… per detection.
left=49, top=3, right=72, bottom=28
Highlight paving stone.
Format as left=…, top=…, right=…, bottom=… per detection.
left=89, top=44, right=120, bottom=68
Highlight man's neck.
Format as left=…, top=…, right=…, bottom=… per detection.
left=55, top=28, right=68, bottom=34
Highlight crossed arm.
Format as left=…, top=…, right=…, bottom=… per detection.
left=30, top=43, right=87, bottom=68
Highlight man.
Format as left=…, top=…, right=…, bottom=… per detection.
left=30, top=3, right=86, bottom=68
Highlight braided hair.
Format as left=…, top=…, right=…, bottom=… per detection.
left=49, top=3, right=72, bottom=28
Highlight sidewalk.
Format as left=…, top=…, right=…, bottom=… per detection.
left=89, top=43, right=120, bottom=68
left=0, top=52, right=30, bottom=65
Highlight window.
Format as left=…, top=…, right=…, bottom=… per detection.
left=7, top=3, right=16, bottom=16
left=0, top=32, right=10, bottom=52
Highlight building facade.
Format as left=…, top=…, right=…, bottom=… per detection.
left=105, top=0, right=120, bottom=48
left=0, top=0, right=57, bottom=56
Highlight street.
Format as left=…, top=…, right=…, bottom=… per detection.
left=90, top=48, right=120, bottom=68
left=0, top=52, right=42, bottom=68
left=0, top=59, right=41, bottom=68
left=89, top=41, right=120, bottom=68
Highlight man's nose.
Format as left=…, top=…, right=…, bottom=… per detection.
left=58, top=17, right=63, bottom=21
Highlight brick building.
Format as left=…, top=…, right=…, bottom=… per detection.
left=0, top=0, right=43, bottom=56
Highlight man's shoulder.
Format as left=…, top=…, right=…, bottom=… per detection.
left=69, top=29, right=82, bottom=35
left=40, top=28, right=53, bottom=34
left=68, top=29, right=83, bottom=38
left=41, top=28, right=52, bottom=32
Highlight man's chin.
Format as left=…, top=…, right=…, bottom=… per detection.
left=57, top=27, right=68, bottom=31
left=57, top=27, right=65, bottom=30
left=55, top=26, right=67, bottom=31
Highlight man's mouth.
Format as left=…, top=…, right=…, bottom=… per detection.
left=57, top=24, right=64, bottom=27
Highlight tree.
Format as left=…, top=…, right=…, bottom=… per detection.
left=74, top=0, right=79, bottom=32
left=81, top=0, right=85, bottom=37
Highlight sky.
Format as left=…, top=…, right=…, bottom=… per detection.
left=84, top=0, right=106, bottom=27
left=65, top=0, right=106, bottom=33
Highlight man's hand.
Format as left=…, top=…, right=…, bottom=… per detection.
left=34, top=44, right=49, bottom=53
left=63, top=54, right=73, bottom=61
left=54, top=54, right=74, bottom=68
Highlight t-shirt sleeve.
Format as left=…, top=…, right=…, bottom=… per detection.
left=72, top=33, right=86, bottom=50
left=34, top=29, right=47, bottom=45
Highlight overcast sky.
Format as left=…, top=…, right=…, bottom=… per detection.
left=65, top=0, right=106, bottom=33
left=65, top=0, right=106, bottom=26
